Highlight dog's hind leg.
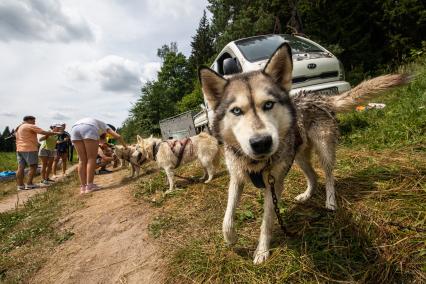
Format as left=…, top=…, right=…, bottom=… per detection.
left=204, top=164, right=215, bottom=183
left=199, top=157, right=215, bottom=183
left=294, top=149, right=317, bottom=203
left=223, top=175, right=244, bottom=245
left=199, top=167, right=207, bottom=181
left=164, top=167, right=175, bottom=193
left=314, top=138, right=337, bottom=210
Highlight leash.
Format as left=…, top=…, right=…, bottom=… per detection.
left=248, top=169, right=290, bottom=236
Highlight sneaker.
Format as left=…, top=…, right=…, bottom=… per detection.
left=85, top=183, right=101, bottom=193
left=25, top=184, right=39, bottom=190
left=46, top=178, right=56, bottom=183
left=42, top=179, right=50, bottom=185
left=17, top=185, right=26, bottom=191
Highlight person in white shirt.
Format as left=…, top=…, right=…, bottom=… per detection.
left=71, top=118, right=127, bottom=194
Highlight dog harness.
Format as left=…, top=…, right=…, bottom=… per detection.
left=152, top=138, right=193, bottom=169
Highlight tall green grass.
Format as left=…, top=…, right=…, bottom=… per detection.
left=0, top=152, right=16, bottom=172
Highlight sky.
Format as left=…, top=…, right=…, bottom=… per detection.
left=0, top=0, right=209, bottom=131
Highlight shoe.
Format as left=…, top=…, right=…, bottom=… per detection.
left=42, top=179, right=50, bottom=185
left=80, top=185, right=86, bottom=194
left=25, top=184, right=39, bottom=189
left=85, top=183, right=101, bottom=193
left=98, top=169, right=112, bottom=175
left=46, top=178, right=55, bottom=183
left=17, top=185, right=26, bottom=191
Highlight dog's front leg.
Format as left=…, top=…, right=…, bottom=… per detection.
left=253, top=174, right=282, bottom=264
left=223, top=175, right=244, bottom=245
left=130, top=164, right=135, bottom=178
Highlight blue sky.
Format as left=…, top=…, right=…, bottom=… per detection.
left=0, top=0, right=208, bottom=131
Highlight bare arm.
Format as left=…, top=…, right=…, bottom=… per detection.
left=106, top=129, right=127, bottom=148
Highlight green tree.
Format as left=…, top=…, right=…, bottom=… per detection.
left=1, top=127, right=14, bottom=152
left=177, top=80, right=205, bottom=113
left=188, top=10, right=215, bottom=72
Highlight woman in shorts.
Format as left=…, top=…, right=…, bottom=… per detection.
left=71, top=118, right=127, bottom=194
left=39, top=124, right=60, bottom=184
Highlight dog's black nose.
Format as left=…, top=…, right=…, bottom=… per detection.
left=249, top=135, right=272, bottom=154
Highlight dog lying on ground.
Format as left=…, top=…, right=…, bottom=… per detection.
left=114, top=145, right=146, bottom=177
left=199, top=43, right=409, bottom=264
left=136, top=132, right=220, bottom=193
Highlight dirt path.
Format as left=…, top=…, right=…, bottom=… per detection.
left=0, top=165, right=78, bottom=213
left=32, top=170, right=164, bottom=283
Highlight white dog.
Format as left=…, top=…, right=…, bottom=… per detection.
left=136, top=132, right=220, bottom=193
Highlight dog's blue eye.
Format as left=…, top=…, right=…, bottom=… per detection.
left=230, top=107, right=243, bottom=116
left=263, top=101, right=275, bottom=111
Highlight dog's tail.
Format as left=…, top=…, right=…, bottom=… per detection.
left=330, top=74, right=411, bottom=113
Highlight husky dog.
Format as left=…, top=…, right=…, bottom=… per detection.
left=114, top=145, right=146, bottom=177
left=136, top=132, right=220, bottom=193
left=199, top=43, right=409, bottom=264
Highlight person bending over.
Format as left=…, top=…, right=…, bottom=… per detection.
left=70, top=118, right=127, bottom=194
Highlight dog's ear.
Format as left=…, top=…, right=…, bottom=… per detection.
left=199, top=66, right=228, bottom=110
left=263, top=43, right=293, bottom=92
left=137, top=135, right=143, bottom=145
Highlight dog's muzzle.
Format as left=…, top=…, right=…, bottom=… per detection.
left=249, top=135, right=272, bottom=155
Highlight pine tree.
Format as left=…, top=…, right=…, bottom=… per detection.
left=2, top=127, right=14, bottom=152
left=189, top=10, right=215, bottom=71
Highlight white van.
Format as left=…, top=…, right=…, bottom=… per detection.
left=194, top=34, right=351, bottom=130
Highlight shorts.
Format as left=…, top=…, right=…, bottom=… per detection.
left=17, top=151, right=38, bottom=166
left=39, top=148, right=56, bottom=158
left=71, top=124, right=99, bottom=141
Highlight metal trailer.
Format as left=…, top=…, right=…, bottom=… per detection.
left=159, top=111, right=197, bottom=140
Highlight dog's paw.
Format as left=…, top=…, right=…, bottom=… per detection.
left=325, top=201, right=337, bottom=211
left=294, top=192, right=311, bottom=203
left=253, top=248, right=270, bottom=264
left=223, top=227, right=237, bottom=245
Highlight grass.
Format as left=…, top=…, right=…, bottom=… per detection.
left=131, top=59, right=426, bottom=283
left=339, top=58, right=426, bottom=150
left=0, top=173, right=82, bottom=283
left=0, top=152, right=16, bottom=172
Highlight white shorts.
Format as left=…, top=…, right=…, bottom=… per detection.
left=71, top=124, right=99, bottom=141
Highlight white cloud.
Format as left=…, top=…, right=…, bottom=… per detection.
left=0, top=0, right=94, bottom=42
left=0, top=112, right=15, bottom=117
left=66, top=55, right=160, bottom=93
left=0, top=0, right=209, bottom=131
left=51, top=112, right=71, bottom=121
